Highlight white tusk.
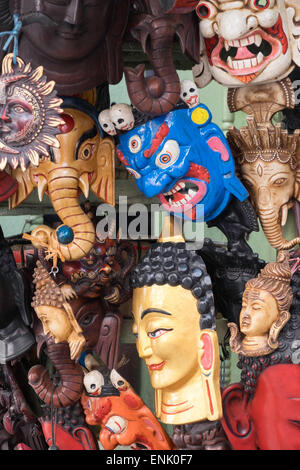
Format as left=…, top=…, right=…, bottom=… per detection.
left=281, top=204, right=289, bottom=227
left=37, top=175, right=48, bottom=202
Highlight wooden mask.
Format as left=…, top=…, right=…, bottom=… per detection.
left=0, top=53, right=63, bottom=171
left=229, top=251, right=293, bottom=357
left=228, top=79, right=300, bottom=250
left=80, top=356, right=175, bottom=450
left=10, top=99, right=115, bottom=263
left=130, top=220, right=222, bottom=425
left=0, top=0, right=130, bottom=95
left=195, top=0, right=300, bottom=87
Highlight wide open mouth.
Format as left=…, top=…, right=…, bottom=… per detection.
left=208, top=17, right=287, bottom=83
left=158, top=179, right=207, bottom=218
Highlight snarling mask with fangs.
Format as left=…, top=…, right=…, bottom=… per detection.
left=116, top=104, right=248, bottom=222
left=195, top=0, right=300, bottom=87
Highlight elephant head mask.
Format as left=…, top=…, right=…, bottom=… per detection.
left=228, top=79, right=300, bottom=250
left=10, top=97, right=115, bottom=262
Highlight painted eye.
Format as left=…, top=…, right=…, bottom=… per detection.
left=155, top=140, right=180, bottom=169
left=80, top=144, right=94, bottom=160
left=249, top=0, right=272, bottom=10
left=110, top=369, right=129, bottom=391
left=129, top=135, right=142, bottom=154
left=12, top=104, right=26, bottom=114
left=126, top=167, right=141, bottom=179
left=273, top=177, right=287, bottom=185
left=148, top=328, right=173, bottom=339
left=196, top=2, right=217, bottom=19
left=83, top=370, right=104, bottom=395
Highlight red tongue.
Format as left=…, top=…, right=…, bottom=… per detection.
left=172, top=191, right=185, bottom=202
left=234, top=46, right=256, bottom=60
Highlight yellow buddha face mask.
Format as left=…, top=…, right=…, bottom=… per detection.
left=131, top=239, right=223, bottom=425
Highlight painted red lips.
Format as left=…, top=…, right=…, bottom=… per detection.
left=148, top=361, right=166, bottom=371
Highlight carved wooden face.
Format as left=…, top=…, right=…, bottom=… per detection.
left=17, top=0, right=110, bottom=61
left=132, top=284, right=201, bottom=390
left=81, top=368, right=173, bottom=450
left=239, top=159, right=297, bottom=250
left=0, top=86, right=37, bottom=145
left=196, top=0, right=300, bottom=86
left=240, top=288, right=279, bottom=337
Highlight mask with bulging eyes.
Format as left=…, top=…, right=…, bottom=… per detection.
left=117, top=105, right=248, bottom=222
left=195, top=0, right=300, bottom=87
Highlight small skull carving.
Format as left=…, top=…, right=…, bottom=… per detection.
left=180, top=80, right=200, bottom=108
left=98, top=109, right=117, bottom=136
left=110, top=104, right=135, bottom=131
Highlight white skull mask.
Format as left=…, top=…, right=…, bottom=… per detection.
left=98, top=109, right=117, bottom=136
left=195, top=0, right=300, bottom=87
left=110, top=104, right=135, bottom=131
left=180, top=80, right=200, bottom=107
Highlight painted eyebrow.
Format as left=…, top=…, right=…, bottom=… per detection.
left=140, top=308, right=172, bottom=320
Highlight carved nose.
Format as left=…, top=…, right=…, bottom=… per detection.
left=218, top=10, right=258, bottom=41
left=0, top=105, right=10, bottom=122
left=64, top=0, right=83, bottom=26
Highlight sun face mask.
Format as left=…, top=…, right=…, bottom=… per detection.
left=117, top=104, right=248, bottom=221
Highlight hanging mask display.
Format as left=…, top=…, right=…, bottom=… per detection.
left=115, top=100, right=248, bottom=222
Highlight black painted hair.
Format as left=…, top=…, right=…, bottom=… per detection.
left=130, top=241, right=216, bottom=330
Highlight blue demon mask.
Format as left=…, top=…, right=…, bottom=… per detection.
left=117, top=104, right=248, bottom=221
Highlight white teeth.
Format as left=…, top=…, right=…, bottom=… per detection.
left=243, top=59, right=252, bottom=68
left=233, top=61, right=239, bottom=70
left=227, top=34, right=261, bottom=49
left=188, top=189, right=197, bottom=197
left=179, top=182, right=185, bottom=189
left=227, top=56, right=233, bottom=68
left=251, top=57, right=258, bottom=66
left=185, top=194, right=192, bottom=202
left=255, top=34, right=262, bottom=47
left=257, top=52, right=264, bottom=64
left=240, top=38, right=249, bottom=47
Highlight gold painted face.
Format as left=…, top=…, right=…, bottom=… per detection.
left=240, top=288, right=279, bottom=337
left=132, top=284, right=201, bottom=390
